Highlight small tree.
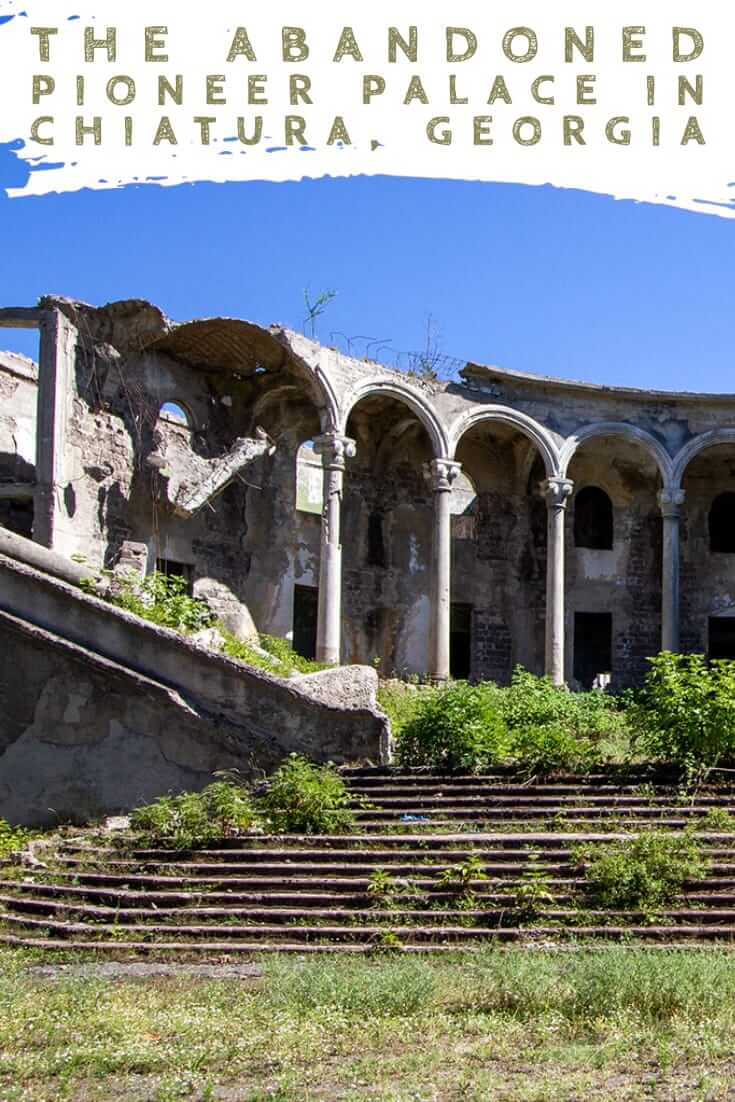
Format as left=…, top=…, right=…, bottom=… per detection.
left=303, top=288, right=337, bottom=338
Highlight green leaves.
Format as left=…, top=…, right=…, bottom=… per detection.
left=258, top=754, right=357, bottom=834
left=395, top=681, right=509, bottom=772
left=130, top=782, right=258, bottom=849
left=575, top=831, right=708, bottom=912
left=632, top=653, right=735, bottom=769
left=110, top=571, right=215, bottom=634
left=394, top=668, right=628, bottom=774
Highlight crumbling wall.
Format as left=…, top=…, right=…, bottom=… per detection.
left=0, top=352, right=36, bottom=481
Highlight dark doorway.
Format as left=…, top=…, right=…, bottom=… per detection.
left=293, top=584, right=319, bottom=660
left=709, top=617, right=735, bottom=660
left=367, top=511, right=386, bottom=567
left=156, top=557, right=193, bottom=595
left=450, top=603, right=473, bottom=680
left=574, top=612, right=612, bottom=690
left=0, top=498, right=33, bottom=539
left=574, top=487, right=614, bottom=550
left=709, top=493, right=735, bottom=553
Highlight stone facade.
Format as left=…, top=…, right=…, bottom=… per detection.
left=2, top=294, right=735, bottom=693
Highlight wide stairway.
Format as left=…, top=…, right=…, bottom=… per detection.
left=3, top=767, right=735, bottom=954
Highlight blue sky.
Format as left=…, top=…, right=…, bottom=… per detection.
left=1, top=175, right=733, bottom=392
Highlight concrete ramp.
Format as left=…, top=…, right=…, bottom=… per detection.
left=0, top=545, right=388, bottom=826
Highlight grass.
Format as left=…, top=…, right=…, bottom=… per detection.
left=3, top=947, right=735, bottom=1099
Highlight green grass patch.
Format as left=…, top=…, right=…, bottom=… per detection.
left=3, top=948, right=735, bottom=1100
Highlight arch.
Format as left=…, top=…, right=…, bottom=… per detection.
left=574, top=486, right=614, bottom=550
left=560, top=422, right=673, bottom=485
left=448, top=405, right=561, bottom=478
left=339, top=377, right=450, bottom=458
left=158, top=400, right=194, bottom=430
left=672, top=429, right=735, bottom=489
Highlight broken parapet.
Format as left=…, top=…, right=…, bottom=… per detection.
left=0, top=527, right=105, bottom=592
left=161, top=433, right=275, bottom=518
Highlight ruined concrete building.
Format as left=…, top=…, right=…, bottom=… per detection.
left=2, top=295, right=735, bottom=701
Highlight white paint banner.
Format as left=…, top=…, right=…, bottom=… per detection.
left=0, top=0, right=732, bottom=216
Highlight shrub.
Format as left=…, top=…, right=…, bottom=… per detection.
left=509, top=721, right=595, bottom=775
left=631, top=652, right=735, bottom=770
left=500, top=667, right=627, bottom=740
left=395, top=681, right=509, bottom=772
left=258, top=754, right=356, bottom=834
left=0, top=819, right=33, bottom=859
left=130, top=781, right=258, bottom=849
left=109, top=571, right=215, bottom=633
left=574, top=831, right=708, bottom=912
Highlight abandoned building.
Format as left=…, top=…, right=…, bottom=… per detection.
left=2, top=294, right=735, bottom=702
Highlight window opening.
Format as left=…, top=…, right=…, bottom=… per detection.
left=574, top=487, right=613, bottom=550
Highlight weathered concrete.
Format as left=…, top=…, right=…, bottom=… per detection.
left=0, top=528, right=102, bottom=589
left=0, top=555, right=389, bottom=825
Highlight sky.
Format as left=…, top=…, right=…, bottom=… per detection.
left=1, top=173, right=733, bottom=392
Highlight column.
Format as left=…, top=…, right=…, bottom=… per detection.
left=34, top=306, right=78, bottom=551
left=659, top=489, right=685, bottom=653
left=426, top=458, right=462, bottom=681
left=313, top=433, right=356, bottom=665
left=542, top=477, right=574, bottom=686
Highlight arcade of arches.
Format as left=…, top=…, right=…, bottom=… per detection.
left=2, top=296, right=735, bottom=691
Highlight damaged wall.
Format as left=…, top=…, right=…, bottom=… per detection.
left=2, top=294, right=735, bottom=695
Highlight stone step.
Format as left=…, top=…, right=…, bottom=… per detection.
left=13, top=868, right=735, bottom=894
left=352, top=803, right=730, bottom=818
left=7, top=895, right=735, bottom=928
left=94, top=830, right=735, bottom=851
left=6, top=880, right=735, bottom=911
left=350, top=794, right=735, bottom=809
left=345, top=782, right=735, bottom=796
left=6, top=912, right=735, bottom=946
left=48, top=856, right=735, bottom=879
left=68, top=840, right=735, bottom=864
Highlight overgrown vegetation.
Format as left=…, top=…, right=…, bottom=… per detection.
left=258, top=754, right=357, bottom=834
left=0, top=819, right=33, bottom=860
left=392, top=667, right=629, bottom=773
left=129, top=782, right=259, bottom=849
left=575, top=831, right=709, bottom=912
left=130, top=756, right=358, bottom=845
left=90, top=570, right=325, bottom=676
left=394, top=681, right=510, bottom=771
left=103, top=570, right=216, bottom=633
left=221, top=631, right=326, bottom=675
left=630, top=652, right=735, bottom=771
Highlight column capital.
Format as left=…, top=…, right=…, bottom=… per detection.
left=658, top=488, right=686, bottom=518
left=424, top=458, right=462, bottom=494
left=313, top=433, right=356, bottom=471
left=541, top=477, right=574, bottom=510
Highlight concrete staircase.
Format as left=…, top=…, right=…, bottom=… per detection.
left=3, top=767, right=735, bottom=954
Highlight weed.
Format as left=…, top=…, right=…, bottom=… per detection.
left=630, top=652, right=735, bottom=768
left=258, top=754, right=356, bottom=834
left=0, top=819, right=33, bottom=859
left=574, top=831, right=708, bottom=912
left=395, top=681, right=509, bottom=771
left=436, top=854, right=488, bottom=901
left=106, top=570, right=216, bottom=633
left=129, top=781, right=258, bottom=849
left=512, top=850, right=556, bottom=921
